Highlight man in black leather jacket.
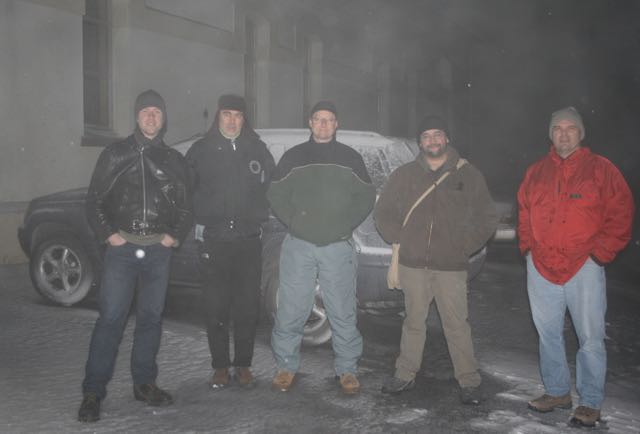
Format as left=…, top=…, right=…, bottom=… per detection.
left=78, top=89, right=193, bottom=423
left=186, top=94, right=274, bottom=390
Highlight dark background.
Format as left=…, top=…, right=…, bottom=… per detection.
left=341, top=0, right=640, bottom=197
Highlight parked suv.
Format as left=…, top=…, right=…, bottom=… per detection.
left=18, top=129, right=490, bottom=345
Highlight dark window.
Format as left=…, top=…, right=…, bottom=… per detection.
left=83, top=0, right=111, bottom=132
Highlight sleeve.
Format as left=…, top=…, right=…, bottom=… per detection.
left=374, top=169, right=404, bottom=244
left=167, top=151, right=194, bottom=245
left=464, top=167, right=498, bottom=255
left=591, top=164, right=634, bottom=263
left=85, top=148, right=117, bottom=243
left=348, top=154, right=376, bottom=230
left=266, top=152, right=295, bottom=227
left=517, top=169, right=533, bottom=256
left=184, top=142, right=199, bottom=192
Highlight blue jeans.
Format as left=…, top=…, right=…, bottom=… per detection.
left=271, top=234, right=362, bottom=376
left=82, top=242, right=172, bottom=399
left=526, top=255, right=607, bottom=409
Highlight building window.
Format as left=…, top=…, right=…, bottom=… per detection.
left=83, top=0, right=112, bottom=141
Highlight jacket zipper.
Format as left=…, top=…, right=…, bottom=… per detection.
left=426, top=219, right=434, bottom=263
left=140, top=148, right=147, bottom=225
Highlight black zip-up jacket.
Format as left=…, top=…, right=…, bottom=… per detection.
left=86, top=134, right=193, bottom=244
left=185, top=124, right=275, bottom=239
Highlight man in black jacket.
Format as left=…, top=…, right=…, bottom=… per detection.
left=186, top=94, right=274, bottom=390
left=78, top=89, right=193, bottom=422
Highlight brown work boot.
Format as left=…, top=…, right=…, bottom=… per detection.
left=209, top=368, right=230, bottom=389
left=338, top=373, right=360, bottom=395
left=569, top=406, right=601, bottom=427
left=235, top=367, right=255, bottom=388
left=527, top=393, right=572, bottom=413
left=271, top=370, right=295, bottom=392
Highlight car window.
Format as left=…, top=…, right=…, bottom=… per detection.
left=352, top=147, right=388, bottom=191
left=352, top=142, right=414, bottom=190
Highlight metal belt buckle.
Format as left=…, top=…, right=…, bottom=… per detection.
left=132, top=219, right=150, bottom=234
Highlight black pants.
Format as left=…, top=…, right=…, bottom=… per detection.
left=199, top=237, right=262, bottom=369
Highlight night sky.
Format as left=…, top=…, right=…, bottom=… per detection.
left=434, top=0, right=640, bottom=195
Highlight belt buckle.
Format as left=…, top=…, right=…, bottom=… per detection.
left=132, top=219, right=150, bottom=235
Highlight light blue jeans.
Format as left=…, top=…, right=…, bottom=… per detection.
left=526, top=255, right=607, bottom=409
left=271, top=234, right=362, bottom=376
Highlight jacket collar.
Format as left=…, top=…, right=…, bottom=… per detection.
left=205, top=122, right=259, bottom=145
left=549, top=145, right=590, bottom=166
left=417, top=145, right=461, bottom=173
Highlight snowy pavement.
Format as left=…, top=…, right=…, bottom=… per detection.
left=1, top=249, right=639, bottom=433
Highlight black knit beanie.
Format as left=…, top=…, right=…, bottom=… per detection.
left=417, top=115, right=448, bottom=142
left=134, top=89, right=166, bottom=119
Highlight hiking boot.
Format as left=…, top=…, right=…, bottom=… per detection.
left=78, top=393, right=101, bottom=423
left=460, top=386, right=482, bottom=405
left=272, top=370, right=295, bottom=392
left=527, top=393, right=572, bottom=413
left=234, top=367, right=255, bottom=388
left=338, top=373, right=360, bottom=395
left=209, top=368, right=230, bottom=389
left=381, top=376, right=415, bottom=394
left=569, top=406, right=601, bottom=427
left=133, top=383, right=173, bottom=406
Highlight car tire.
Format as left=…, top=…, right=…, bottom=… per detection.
left=261, top=235, right=333, bottom=346
left=29, top=233, right=95, bottom=306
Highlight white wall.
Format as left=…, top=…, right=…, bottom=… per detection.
left=0, top=0, right=100, bottom=202
left=112, top=26, right=244, bottom=143
left=0, top=0, right=413, bottom=203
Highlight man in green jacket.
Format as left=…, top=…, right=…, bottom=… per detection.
left=268, top=101, right=376, bottom=394
left=374, top=115, right=497, bottom=404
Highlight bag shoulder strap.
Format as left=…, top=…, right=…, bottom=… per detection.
left=401, top=158, right=467, bottom=227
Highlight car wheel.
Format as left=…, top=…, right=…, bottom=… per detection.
left=29, top=233, right=95, bottom=306
left=262, top=236, right=333, bottom=346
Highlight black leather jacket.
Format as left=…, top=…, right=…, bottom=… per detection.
left=86, top=134, right=193, bottom=244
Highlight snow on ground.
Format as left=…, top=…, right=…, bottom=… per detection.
left=1, top=253, right=639, bottom=433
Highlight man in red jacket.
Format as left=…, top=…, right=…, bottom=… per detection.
left=517, top=106, right=634, bottom=427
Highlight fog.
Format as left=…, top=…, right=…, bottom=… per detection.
left=1, top=0, right=638, bottom=203
left=298, top=0, right=640, bottom=196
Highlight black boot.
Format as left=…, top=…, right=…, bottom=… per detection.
left=78, top=393, right=101, bottom=422
left=133, top=383, right=173, bottom=406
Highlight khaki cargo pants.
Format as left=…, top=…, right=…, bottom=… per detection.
left=394, top=264, right=481, bottom=388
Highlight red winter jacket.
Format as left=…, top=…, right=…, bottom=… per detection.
left=517, top=146, right=634, bottom=284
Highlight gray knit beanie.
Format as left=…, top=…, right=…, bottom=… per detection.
left=549, top=106, right=585, bottom=140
